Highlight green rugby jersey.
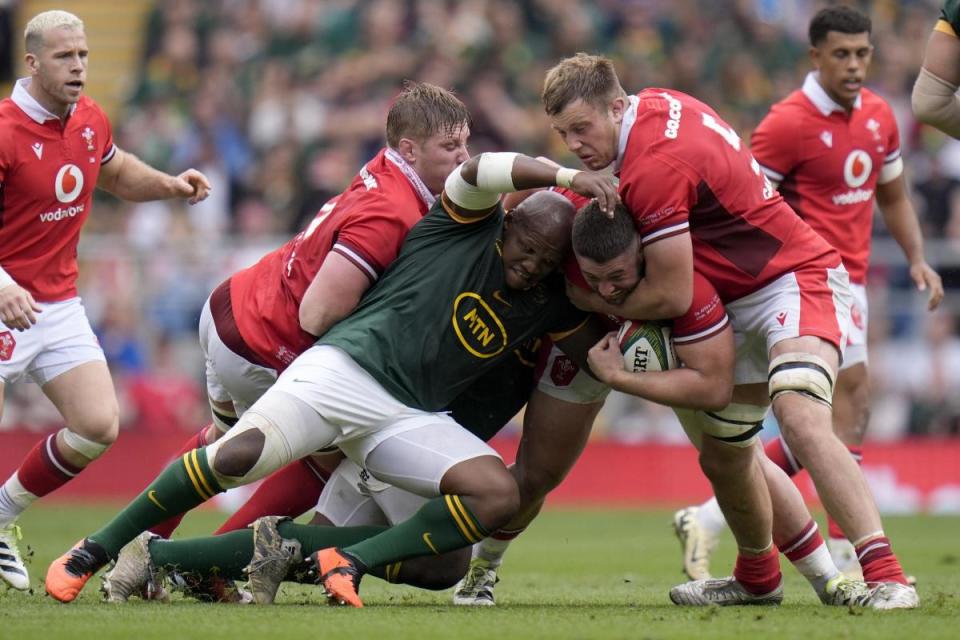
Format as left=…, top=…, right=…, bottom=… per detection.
left=941, top=0, right=960, bottom=35
left=320, top=196, right=587, bottom=412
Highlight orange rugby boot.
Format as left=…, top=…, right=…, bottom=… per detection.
left=315, top=547, right=365, bottom=608
left=46, top=539, right=108, bottom=603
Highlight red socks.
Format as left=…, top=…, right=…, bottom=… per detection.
left=16, top=433, right=82, bottom=497
left=856, top=536, right=908, bottom=585
left=734, top=547, right=781, bottom=595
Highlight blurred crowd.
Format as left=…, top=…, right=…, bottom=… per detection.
left=3, top=0, right=960, bottom=439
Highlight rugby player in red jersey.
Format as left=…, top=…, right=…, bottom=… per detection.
left=542, top=52, right=917, bottom=608
left=0, top=10, right=210, bottom=590
left=676, top=5, right=941, bottom=583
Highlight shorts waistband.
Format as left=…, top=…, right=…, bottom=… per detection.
left=209, top=279, right=272, bottom=370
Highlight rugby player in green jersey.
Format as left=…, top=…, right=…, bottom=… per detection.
left=913, top=1, right=960, bottom=136
left=47, top=153, right=618, bottom=607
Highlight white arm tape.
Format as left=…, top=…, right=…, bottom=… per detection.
left=555, top=167, right=580, bottom=188
left=475, top=152, right=518, bottom=193
left=878, top=156, right=904, bottom=184
left=444, top=162, right=501, bottom=210
left=0, top=265, right=15, bottom=289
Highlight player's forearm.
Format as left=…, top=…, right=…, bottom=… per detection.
left=879, top=199, right=927, bottom=266
left=617, top=279, right=692, bottom=321
left=99, top=150, right=184, bottom=202
left=606, top=368, right=730, bottom=411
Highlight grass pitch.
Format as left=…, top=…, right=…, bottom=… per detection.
left=0, top=504, right=957, bottom=639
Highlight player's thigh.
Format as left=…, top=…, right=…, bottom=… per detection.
left=199, top=299, right=277, bottom=417
left=515, top=389, right=603, bottom=495
left=42, top=360, right=118, bottom=442
left=358, top=416, right=503, bottom=499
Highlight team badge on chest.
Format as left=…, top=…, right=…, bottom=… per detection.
left=81, top=126, right=96, bottom=151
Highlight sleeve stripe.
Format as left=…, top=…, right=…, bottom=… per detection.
left=641, top=222, right=690, bottom=246
left=101, top=144, right=117, bottom=164
left=884, top=148, right=902, bottom=163
left=331, top=243, right=379, bottom=282
left=758, top=164, right=784, bottom=181
left=441, top=192, right=495, bottom=224
left=672, top=315, right=730, bottom=345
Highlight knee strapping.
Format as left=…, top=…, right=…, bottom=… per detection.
left=768, top=353, right=835, bottom=407
left=62, top=428, right=109, bottom=459
left=206, top=411, right=294, bottom=488
left=701, top=403, right=768, bottom=448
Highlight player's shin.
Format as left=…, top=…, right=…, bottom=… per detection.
left=89, top=447, right=224, bottom=559
left=148, top=427, right=211, bottom=539
left=341, top=495, right=492, bottom=570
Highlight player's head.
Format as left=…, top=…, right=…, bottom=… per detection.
left=501, top=191, right=575, bottom=291
left=387, top=81, right=472, bottom=196
left=23, top=10, right=87, bottom=113
left=572, top=201, right=642, bottom=305
left=808, top=5, right=873, bottom=110
left=542, top=54, right=629, bottom=171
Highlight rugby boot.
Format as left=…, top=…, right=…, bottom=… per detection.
left=46, top=538, right=109, bottom=602
left=669, top=576, right=783, bottom=606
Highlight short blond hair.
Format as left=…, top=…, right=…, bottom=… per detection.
left=24, top=10, right=85, bottom=54
left=542, top=53, right=625, bottom=115
left=385, top=81, right=471, bottom=148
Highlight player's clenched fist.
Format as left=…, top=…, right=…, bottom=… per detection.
left=0, top=283, right=42, bottom=331
left=174, top=169, right=212, bottom=205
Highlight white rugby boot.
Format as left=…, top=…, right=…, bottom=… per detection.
left=101, top=532, right=167, bottom=603
left=452, top=557, right=499, bottom=606
left=0, top=523, right=30, bottom=590
left=669, top=576, right=783, bottom=606
left=867, top=582, right=920, bottom=610
left=672, top=506, right=717, bottom=581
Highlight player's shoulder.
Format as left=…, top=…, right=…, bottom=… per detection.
left=769, top=89, right=814, bottom=118
left=74, top=95, right=110, bottom=124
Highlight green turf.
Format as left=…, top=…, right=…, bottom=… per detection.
left=1, top=505, right=957, bottom=639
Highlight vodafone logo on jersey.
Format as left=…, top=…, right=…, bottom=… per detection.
left=39, top=164, right=87, bottom=223
left=832, top=150, right=874, bottom=206
left=843, top=150, right=872, bottom=188
left=55, top=164, right=84, bottom=203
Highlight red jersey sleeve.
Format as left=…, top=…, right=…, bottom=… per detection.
left=881, top=102, right=902, bottom=175
left=618, top=148, right=697, bottom=247
left=90, top=101, right=117, bottom=164
left=749, top=106, right=801, bottom=185
left=671, top=271, right=729, bottom=345
left=331, top=195, right=414, bottom=282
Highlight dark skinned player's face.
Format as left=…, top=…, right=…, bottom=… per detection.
left=500, top=216, right=567, bottom=290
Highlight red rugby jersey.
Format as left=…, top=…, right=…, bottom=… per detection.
left=556, top=187, right=728, bottom=343
left=750, top=73, right=902, bottom=285
left=615, top=89, right=840, bottom=303
left=0, top=79, right=116, bottom=301
left=229, top=148, right=435, bottom=371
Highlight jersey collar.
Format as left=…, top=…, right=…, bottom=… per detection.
left=802, top=71, right=861, bottom=116
left=11, top=77, right=76, bottom=124
left=613, top=94, right=640, bottom=173
left=384, top=147, right=436, bottom=209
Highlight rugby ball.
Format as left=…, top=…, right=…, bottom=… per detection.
left=617, top=320, right=677, bottom=373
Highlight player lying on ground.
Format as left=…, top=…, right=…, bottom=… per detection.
left=46, top=152, right=617, bottom=606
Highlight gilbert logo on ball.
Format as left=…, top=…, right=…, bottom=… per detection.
left=616, top=320, right=676, bottom=373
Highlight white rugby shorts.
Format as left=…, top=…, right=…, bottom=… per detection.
left=0, top=297, right=105, bottom=386
left=726, top=264, right=852, bottom=385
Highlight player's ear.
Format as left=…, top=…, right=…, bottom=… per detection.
left=610, top=96, right=628, bottom=124
left=396, top=137, right=418, bottom=164
left=24, top=52, right=38, bottom=74
left=808, top=45, right=821, bottom=70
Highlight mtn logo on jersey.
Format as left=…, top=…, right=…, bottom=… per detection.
left=452, top=292, right=507, bottom=359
